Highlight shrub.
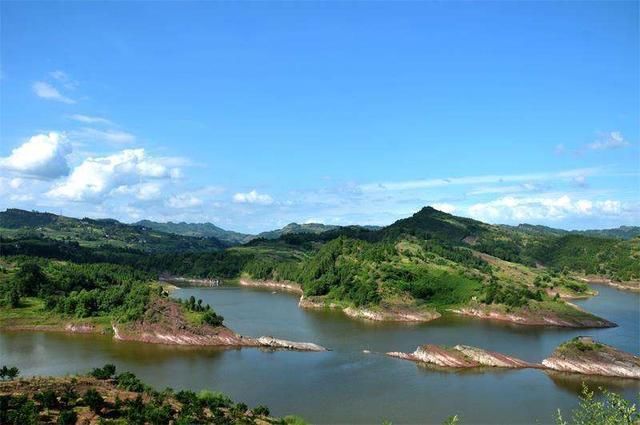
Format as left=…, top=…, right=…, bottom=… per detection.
left=116, top=371, right=146, bottom=392
left=57, top=410, right=78, bottom=425
left=90, top=364, right=116, bottom=380
left=83, top=389, right=104, bottom=413
left=556, top=385, right=638, bottom=425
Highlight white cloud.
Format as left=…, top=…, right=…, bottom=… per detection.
left=0, top=132, right=72, bottom=179
left=166, top=193, right=204, bottom=208
left=47, top=148, right=179, bottom=201
left=359, top=168, right=598, bottom=193
left=50, top=70, right=78, bottom=89
left=69, top=114, right=113, bottom=125
left=112, top=182, right=163, bottom=201
left=468, top=195, right=624, bottom=223
left=32, top=81, right=75, bottom=104
left=233, top=189, right=273, bottom=205
left=431, top=203, right=457, bottom=214
left=71, top=127, right=136, bottom=145
left=587, top=132, right=630, bottom=151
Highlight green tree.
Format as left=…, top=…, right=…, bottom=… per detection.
left=556, top=385, right=638, bottom=425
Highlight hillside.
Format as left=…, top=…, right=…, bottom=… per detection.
left=257, top=222, right=341, bottom=239
left=1, top=206, right=637, bottom=328
left=135, top=219, right=253, bottom=245
left=0, top=209, right=226, bottom=253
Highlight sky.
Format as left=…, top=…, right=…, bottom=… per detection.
left=0, top=1, right=638, bottom=233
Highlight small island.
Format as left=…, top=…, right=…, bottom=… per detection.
left=387, top=337, right=640, bottom=379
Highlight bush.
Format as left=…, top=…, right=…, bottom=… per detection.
left=57, top=410, right=78, bottom=425
left=116, top=371, right=146, bottom=392
left=83, top=389, right=104, bottom=413
left=202, top=311, right=224, bottom=327
left=34, top=389, right=58, bottom=410
left=253, top=405, right=270, bottom=416
left=90, top=364, right=116, bottom=380
left=556, top=385, right=638, bottom=425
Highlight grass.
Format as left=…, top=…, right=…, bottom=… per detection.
left=0, top=297, right=112, bottom=330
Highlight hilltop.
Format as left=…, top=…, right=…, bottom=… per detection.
left=1, top=206, right=638, bottom=330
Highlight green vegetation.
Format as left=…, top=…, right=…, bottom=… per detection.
left=0, top=365, right=304, bottom=425
left=0, top=366, right=19, bottom=381
left=2, top=207, right=636, bottom=325
left=556, top=385, right=638, bottom=425
left=179, top=295, right=225, bottom=327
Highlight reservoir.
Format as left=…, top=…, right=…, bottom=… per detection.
left=1, top=283, right=638, bottom=424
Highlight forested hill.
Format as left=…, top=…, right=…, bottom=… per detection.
left=134, top=220, right=253, bottom=245
left=506, top=223, right=640, bottom=240
left=0, top=209, right=226, bottom=253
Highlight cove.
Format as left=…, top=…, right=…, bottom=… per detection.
left=1, top=283, right=638, bottom=424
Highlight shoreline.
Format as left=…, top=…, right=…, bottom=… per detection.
left=578, top=276, right=640, bottom=293
left=239, top=278, right=615, bottom=328
left=387, top=338, right=640, bottom=379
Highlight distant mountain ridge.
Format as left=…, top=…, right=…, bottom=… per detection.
left=134, top=220, right=253, bottom=245
left=0, top=208, right=226, bottom=253
left=508, top=223, right=640, bottom=240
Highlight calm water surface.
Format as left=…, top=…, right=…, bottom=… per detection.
left=1, top=283, right=638, bottom=424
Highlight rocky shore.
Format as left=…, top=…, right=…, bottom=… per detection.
left=239, top=278, right=303, bottom=294
left=579, top=276, right=640, bottom=293
left=388, top=337, right=639, bottom=379
left=388, top=344, right=534, bottom=369
left=300, top=295, right=441, bottom=322
left=449, top=301, right=616, bottom=328
left=240, top=278, right=441, bottom=322
left=542, top=337, right=640, bottom=379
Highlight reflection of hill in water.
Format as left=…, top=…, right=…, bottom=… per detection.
left=545, top=370, right=640, bottom=394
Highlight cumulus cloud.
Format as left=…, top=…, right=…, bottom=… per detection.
left=0, top=132, right=72, bottom=179
left=587, top=132, right=629, bottom=151
left=166, top=193, right=204, bottom=208
left=431, top=203, right=457, bottom=214
left=468, top=195, right=623, bottom=223
left=47, top=148, right=179, bottom=201
left=32, top=81, right=75, bottom=104
left=69, top=114, right=113, bottom=125
left=233, top=190, right=273, bottom=205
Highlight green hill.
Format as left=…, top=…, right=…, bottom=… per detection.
left=0, top=209, right=226, bottom=253
left=135, top=219, right=253, bottom=245
left=257, top=223, right=341, bottom=240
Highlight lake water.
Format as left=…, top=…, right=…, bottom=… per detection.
left=1, top=283, right=638, bottom=424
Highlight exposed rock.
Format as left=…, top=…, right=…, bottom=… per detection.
left=300, top=296, right=440, bottom=322
left=542, top=337, right=640, bottom=379
left=450, top=301, right=615, bottom=328
left=257, top=336, right=327, bottom=352
left=453, top=345, right=534, bottom=368
left=112, top=297, right=258, bottom=347
left=239, top=278, right=303, bottom=294
left=64, top=323, right=96, bottom=333
left=389, top=337, right=639, bottom=379
left=387, top=344, right=533, bottom=369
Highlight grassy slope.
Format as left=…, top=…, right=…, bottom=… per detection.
left=0, top=209, right=226, bottom=253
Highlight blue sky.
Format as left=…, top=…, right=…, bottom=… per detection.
left=1, top=1, right=638, bottom=233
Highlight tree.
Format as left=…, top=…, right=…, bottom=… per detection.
left=0, top=366, right=19, bottom=381
left=556, top=385, right=638, bottom=425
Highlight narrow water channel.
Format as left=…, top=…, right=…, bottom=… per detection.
left=1, top=283, right=638, bottom=424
